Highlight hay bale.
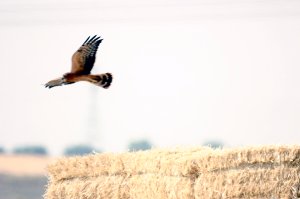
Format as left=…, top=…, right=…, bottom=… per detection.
left=47, top=147, right=214, bottom=182
left=120, top=174, right=193, bottom=199
left=194, top=166, right=300, bottom=198
left=46, top=176, right=124, bottom=199
left=46, top=175, right=193, bottom=199
left=45, top=146, right=300, bottom=199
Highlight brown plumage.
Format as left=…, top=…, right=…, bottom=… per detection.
left=45, top=35, right=113, bottom=89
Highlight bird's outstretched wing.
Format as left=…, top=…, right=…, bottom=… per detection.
left=44, top=77, right=65, bottom=88
left=71, top=35, right=103, bottom=75
left=45, top=77, right=75, bottom=88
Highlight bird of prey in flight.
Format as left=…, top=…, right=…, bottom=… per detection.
left=45, top=35, right=112, bottom=89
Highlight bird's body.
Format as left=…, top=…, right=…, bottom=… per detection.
left=45, top=35, right=113, bottom=89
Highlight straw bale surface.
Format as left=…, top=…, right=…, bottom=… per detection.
left=45, top=146, right=300, bottom=199
left=46, top=174, right=193, bottom=199
left=194, top=166, right=300, bottom=198
left=46, top=175, right=124, bottom=199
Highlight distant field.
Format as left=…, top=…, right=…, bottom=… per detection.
left=0, top=155, right=54, bottom=175
left=0, top=155, right=53, bottom=199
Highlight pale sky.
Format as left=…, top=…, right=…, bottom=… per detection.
left=0, top=0, right=300, bottom=155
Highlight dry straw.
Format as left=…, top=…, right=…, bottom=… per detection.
left=45, top=146, right=300, bottom=199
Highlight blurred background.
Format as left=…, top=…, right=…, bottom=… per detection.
left=0, top=0, right=300, bottom=198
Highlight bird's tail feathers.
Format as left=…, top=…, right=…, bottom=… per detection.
left=92, top=73, right=113, bottom=89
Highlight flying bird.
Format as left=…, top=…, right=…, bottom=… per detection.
left=45, top=35, right=112, bottom=89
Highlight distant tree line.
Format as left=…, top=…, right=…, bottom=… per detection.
left=0, top=139, right=223, bottom=156
left=13, top=145, right=48, bottom=155
left=202, top=140, right=224, bottom=149
left=128, top=140, right=152, bottom=152
left=0, top=145, right=47, bottom=155
left=0, top=139, right=153, bottom=156
left=63, top=145, right=100, bottom=156
left=63, top=139, right=153, bottom=156
left=0, top=146, right=4, bottom=154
